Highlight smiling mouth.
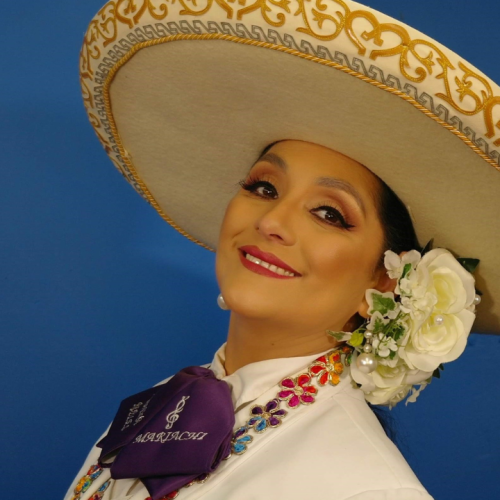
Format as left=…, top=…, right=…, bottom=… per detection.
left=238, top=250, right=301, bottom=279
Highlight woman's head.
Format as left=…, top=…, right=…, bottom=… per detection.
left=215, top=140, right=420, bottom=335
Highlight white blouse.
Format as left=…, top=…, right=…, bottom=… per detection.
left=65, top=343, right=433, bottom=500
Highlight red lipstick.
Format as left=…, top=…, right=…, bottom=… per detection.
left=238, top=245, right=301, bottom=279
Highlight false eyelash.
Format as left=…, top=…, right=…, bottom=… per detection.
left=238, top=174, right=274, bottom=191
left=238, top=175, right=278, bottom=199
left=310, top=204, right=355, bottom=230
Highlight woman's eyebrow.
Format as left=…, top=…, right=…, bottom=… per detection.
left=316, top=177, right=366, bottom=216
left=256, top=152, right=366, bottom=216
left=256, top=152, right=288, bottom=171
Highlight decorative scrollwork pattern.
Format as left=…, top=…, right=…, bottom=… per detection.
left=80, top=0, right=500, bottom=149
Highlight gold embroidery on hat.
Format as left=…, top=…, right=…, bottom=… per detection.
left=178, top=0, right=233, bottom=18
left=80, top=1, right=500, bottom=249
left=295, top=0, right=347, bottom=41
left=80, top=1, right=500, bottom=153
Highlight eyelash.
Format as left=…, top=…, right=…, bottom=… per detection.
left=238, top=176, right=355, bottom=230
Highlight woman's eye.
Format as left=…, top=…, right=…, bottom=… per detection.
left=239, top=179, right=278, bottom=199
left=312, top=206, right=354, bottom=230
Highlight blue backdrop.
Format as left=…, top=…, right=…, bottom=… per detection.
left=1, top=1, right=499, bottom=499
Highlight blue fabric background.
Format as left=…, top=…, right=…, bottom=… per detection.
left=1, top=1, right=499, bottom=499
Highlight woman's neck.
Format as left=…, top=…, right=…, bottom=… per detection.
left=224, top=313, right=341, bottom=375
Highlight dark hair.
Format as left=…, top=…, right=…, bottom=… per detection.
left=373, top=175, right=423, bottom=269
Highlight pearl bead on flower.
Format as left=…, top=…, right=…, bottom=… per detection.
left=356, top=353, right=378, bottom=374
left=363, top=344, right=373, bottom=353
left=473, top=294, right=482, bottom=305
left=434, top=315, right=445, bottom=326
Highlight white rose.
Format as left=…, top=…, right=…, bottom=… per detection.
left=400, top=248, right=476, bottom=372
left=422, top=249, right=476, bottom=313
left=402, top=310, right=475, bottom=371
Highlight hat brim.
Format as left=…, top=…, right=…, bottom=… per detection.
left=80, top=5, right=500, bottom=333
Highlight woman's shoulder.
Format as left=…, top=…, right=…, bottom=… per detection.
left=303, top=383, right=432, bottom=497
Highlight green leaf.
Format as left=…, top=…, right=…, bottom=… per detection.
left=326, top=331, right=351, bottom=342
left=401, top=263, right=412, bottom=279
left=432, top=368, right=441, bottom=379
left=389, top=350, right=398, bottom=360
left=348, top=330, right=365, bottom=347
left=386, top=321, right=406, bottom=341
left=457, top=258, right=480, bottom=274
left=438, top=363, right=444, bottom=371
left=475, top=288, right=483, bottom=296
left=422, top=239, right=434, bottom=255
left=370, top=293, right=396, bottom=316
left=372, top=317, right=387, bottom=334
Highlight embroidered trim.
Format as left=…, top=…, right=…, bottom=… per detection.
left=70, top=464, right=105, bottom=500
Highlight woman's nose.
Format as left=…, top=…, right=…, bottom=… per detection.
left=255, top=201, right=296, bottom=245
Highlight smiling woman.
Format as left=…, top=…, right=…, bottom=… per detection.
left=217, top=140, right=398, bottom=374
left=66, top=0, right=499, bottom=499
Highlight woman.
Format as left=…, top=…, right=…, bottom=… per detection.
left=67, top=0, right=499, bottom=499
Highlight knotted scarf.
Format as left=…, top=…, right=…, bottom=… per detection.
left=96, top=366, right=235, bottom=499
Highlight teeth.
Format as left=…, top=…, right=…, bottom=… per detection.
left=244, top=253, right=296, bottom=276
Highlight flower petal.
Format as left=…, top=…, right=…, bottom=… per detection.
left=300, top=394, right=315, bottom=404
left=250, top=405, right=264, bottom=415
left=268, top=416, right=282, bottom=427
left=281, top=378, right=296, bottom=389
left=318, top=371, right=329, bottom=385
left=255, top=419, right=267, bottom=432
left=278, top=390, right=294, bottom=399
left=310, top=364, right=324, bottom=376
left=233, top=426, right=248, bottom=439
left=303, top=385, right=317, bottom=395
left=297, top=373, right=312, bottom=387
left=265, top=399, right=279, bottom=412
left=272, top=409, right=287, bottom=417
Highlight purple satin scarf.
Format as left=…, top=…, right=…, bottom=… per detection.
left=96, top=366, right=235, bottom=499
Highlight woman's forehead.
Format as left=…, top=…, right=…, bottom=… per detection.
left=256, top=140, right=381, bottom=202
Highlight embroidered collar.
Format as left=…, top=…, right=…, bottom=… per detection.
left=208, top=342, right=336, bottom=411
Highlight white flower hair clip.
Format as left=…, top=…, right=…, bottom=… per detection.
left=329, top=240, right=481, bottom=408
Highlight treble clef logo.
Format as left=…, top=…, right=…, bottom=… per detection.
left=165, top=395, right=190, bottom=430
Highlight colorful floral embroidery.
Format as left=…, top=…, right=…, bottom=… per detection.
left=88, top=480, right=111, bottom=500
left=248, top=398, right=287, bottom=432
left=309, top=347, right=351, bottom=386
left=278, top=373, right=317, bottom=408
left=70, top=464, right=103, bottom=500
left=231, top=426, right=253, bottom=455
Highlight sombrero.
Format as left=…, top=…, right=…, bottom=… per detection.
left=79, top=0, right=500, bottom=333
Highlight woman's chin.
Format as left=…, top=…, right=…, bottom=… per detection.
left=222, top=287, right=289, bottom=320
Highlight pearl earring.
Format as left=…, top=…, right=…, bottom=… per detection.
left=217, top=293, right=229, bottom=310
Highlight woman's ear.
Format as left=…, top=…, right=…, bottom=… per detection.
left=357, top=251, right=406, bottom=319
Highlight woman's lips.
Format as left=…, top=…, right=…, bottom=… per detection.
left=238, top=245, right=301, bottom=279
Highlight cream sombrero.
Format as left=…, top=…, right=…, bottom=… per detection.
left=80, top=0, right=500, bottom=333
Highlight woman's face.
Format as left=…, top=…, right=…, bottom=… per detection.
left=215, top=140, right=388, bottom=333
